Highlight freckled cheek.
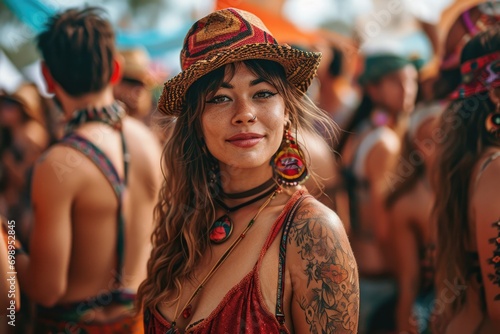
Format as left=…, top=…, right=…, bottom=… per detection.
left=201, top=114, right=226, bottom=151
left=262, top=117, right=285, bottom=150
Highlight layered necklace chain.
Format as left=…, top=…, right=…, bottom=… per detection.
left=208, top=177, right=277, bottom=244
left=167, top=186, right=280, bottom=333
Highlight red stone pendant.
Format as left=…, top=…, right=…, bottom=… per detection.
left=209, top=215, right=233, bottom=244
left=182, top=304, right=192, bottom=319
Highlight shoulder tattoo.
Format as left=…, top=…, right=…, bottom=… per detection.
left=488, top=218, right=500, bottom=301
left=289, top=204, right=359, bottom=333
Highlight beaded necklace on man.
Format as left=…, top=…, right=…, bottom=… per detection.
left=65, top=101, right=126, bottom=134
left=63, top=101, right=129, bottom=183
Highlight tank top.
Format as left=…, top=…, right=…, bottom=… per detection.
left=144, top=190, right=308, bottom=333
left=343, top=123, right=399, bottom=232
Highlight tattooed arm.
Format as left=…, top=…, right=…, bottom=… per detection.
left=288, top=198, right=359, bottom=333
left=472, top=157, right=500, bottom=322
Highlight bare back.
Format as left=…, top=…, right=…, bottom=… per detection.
left=31, top=116, right=161, bottom=306
left=444, top=148, right=500, bottom=333
left=342, top=125, right=400, bottom=275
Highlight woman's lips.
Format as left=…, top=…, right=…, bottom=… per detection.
left=226, top=133, right=263, bottom=148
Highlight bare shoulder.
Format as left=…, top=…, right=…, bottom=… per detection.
left=122, top=117, right=162, bottom=166
left=287, top=196, right=359, bottom=333
left=31, top=144, right=89, bottom=204
left=290, top=196, right=345, bottom=236
left=123, top=117, right=160, bottom=145
left=287, top=197, right=355, bottom=280
left=472, top=153, right=500, bottom=318
left=34, top=144, right=88, bottom=184
left=473, top=155, right=500, bottom=221
left=364, top=127, right=400, bottom=177
left=367, top=127, right=400, bottom=161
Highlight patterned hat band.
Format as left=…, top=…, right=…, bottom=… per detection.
left=451, top=51, right=500, bottom=99
left=157, top=8, right=321, bottom=116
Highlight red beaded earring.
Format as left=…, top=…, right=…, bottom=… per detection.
left=272, top=122, right=308, bottom=187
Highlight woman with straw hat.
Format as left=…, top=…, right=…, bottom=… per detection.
left=137, top=7, right=359, bottom=334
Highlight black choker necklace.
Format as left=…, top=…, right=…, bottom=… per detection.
left=221, top=178, right=276, bottom=199
left=65, top=101, right=126, bottom=134
left=209, top=185, right=277, bottom=244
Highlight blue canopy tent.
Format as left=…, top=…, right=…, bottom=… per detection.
left=3, top=0, right=190, bottom=58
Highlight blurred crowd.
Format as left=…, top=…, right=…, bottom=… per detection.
left=0, top=0, right=499, bottom=333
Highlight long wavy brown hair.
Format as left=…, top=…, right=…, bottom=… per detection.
left=137, top=59, right=336, bottom=311
left=432, top=27, right=500, bottom=331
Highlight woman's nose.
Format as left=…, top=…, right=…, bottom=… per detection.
left=232, top=99, right=257, bottom=124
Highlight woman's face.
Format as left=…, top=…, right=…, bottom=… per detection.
left=201, top=63, right=287, bottom=174
left=368, top=64, right=419, bottom=115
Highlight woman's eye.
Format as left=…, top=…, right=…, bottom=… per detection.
left=255, top=91, right=278, bottom=99
left=206, top=95, right=230, bottom=104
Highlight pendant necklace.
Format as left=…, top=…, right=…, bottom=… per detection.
left=209, top=179, right=276, bottom=244
left=167, top=188, right=279, bottom=333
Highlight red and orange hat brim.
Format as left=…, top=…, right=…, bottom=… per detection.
left=157, top=8, right=321, bottom=116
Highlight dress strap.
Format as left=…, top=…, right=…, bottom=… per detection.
left=59, top=133, right=128, bottom=285
left=257, top=190, right=306, bottom=257
left=275, top=194, right=310, bottom=327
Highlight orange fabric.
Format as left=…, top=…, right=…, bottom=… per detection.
left=215, top=0, right=321, bottom=46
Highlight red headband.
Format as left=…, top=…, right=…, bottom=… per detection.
left=450, top=51, right=500, bottom=99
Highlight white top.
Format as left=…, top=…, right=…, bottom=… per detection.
left=353, top=125, right=400, bottom=178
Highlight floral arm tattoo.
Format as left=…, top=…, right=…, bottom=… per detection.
left=488, top=218, right=500, bottom=300
left=289, top=202, right=359, bottom=333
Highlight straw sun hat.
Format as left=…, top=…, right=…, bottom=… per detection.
left=157, top=7, right=322, bottom=116
left=0, top=83, right=46, bottom=126
left=119, top=48, right=158, bottom=88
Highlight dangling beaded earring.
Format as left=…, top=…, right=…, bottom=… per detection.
left=272, top=122, right=309, bottom=187
left=208, top=161, right=219, bottom=187
left=486, top=103, right=500, bottom=139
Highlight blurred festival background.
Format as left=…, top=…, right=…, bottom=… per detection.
left=0, top=0, right=455, bottom=97
left=1, top=1, right=498, bottom=333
